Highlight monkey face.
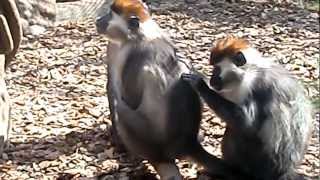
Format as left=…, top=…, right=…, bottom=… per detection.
left=96, top=9, right=129, bottom=42
left=95, top=0, right=150, bottom=43
left=210, top=58, right=244, bottom=92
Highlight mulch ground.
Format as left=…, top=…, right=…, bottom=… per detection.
left=0, top=0, right=319, bottom=179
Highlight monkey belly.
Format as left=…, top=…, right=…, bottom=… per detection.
left=115, top=118, right=165, bottom=160
left=113, top=104, right=171, bottom=161
left=113, top=87, right=172, bottom=160
left=113, top=81, right=202, bottom=161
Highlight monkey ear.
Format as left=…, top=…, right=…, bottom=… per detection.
left=128, top=16, right=140, bottom=30
left=233, top=52, right=246, bottom=66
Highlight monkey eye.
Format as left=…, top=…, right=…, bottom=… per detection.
left=233, top=52, right=246, bottom=66
left=128, top=16, right=140, bottom=30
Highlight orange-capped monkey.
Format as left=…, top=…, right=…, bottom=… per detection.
left=182, top=37, right=313, bottom=180
left=95, top=1, right=247, bottom=179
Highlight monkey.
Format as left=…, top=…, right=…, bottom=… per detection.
left=0, top=0, right=22, bottom=156
left=181, top=36, right=313, bottom=180
left=95, top=1, right=253, bottom=179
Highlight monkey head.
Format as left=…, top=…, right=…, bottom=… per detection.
left=96, top=0, right=162, bottom=43
left=209, top=37, right=249, bottom=92
left=209, top=36, right=270, bottom=93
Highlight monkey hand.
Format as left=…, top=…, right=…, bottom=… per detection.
left=181, top=73, right=207, bottom=90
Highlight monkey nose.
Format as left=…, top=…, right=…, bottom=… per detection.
left=95, top=16, right=109, bottom=34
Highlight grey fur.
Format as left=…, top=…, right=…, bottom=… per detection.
left=182, top=53, right=313, bottom=180
left=96, top=7, right=238, bottom=179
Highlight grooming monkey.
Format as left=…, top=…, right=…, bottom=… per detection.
left=182, top=37, right=313, bottom=180
left=95, top=1, right=251, bottom=179
left=0, top=0, right=22, bottom=155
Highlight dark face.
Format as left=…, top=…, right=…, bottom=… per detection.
left=209, top=52, right=246, bottom=91
left=210, top=66, right=223, bottom=91
left=96, top=8, right=113, bottom=34
left=95, top=5, right=142, bottom=42
left=95, top=0, right=150, bottom=41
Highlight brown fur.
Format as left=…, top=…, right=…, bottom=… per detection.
left=112, top=0, right=150, bottom=22
left=210, top=36, right=249, bottom=64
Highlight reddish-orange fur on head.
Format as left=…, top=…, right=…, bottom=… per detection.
left=112, top=0, right=150, bottom=22
left=210, top=36, right=249, bottom=65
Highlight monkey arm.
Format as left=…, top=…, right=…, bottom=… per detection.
left=181, top=73, right=250, bottom=130
left=199, top=84, right=250, bottom=130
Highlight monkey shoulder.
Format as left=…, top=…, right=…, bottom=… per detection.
left=248, top=66, right=311, bottom=150
left=254, top=65, right=306, bottom=103
left=129, top=38, right=183, bottom=80
left=240, top=65, right=307, bottom=129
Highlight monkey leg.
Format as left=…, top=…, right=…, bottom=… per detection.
left=0, top=58, right=10, bottom=155
left=186, top=142, right=255, bottom=180
left=105, top=41, right=126, bottom=152
left=107, top=78, right=127, bottom=153
left=110, top=122, right=127, bottom=153
left=108, top=94, right=125, bottom=152
left=152, top=161, right=183, bottom=180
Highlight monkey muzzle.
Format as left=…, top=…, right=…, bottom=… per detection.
left=96, top=13, right=112, bottom=34
left=210, top=66, right=223, bottom=91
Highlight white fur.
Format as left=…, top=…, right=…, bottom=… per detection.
left=213, top=59, right=255, bottom=104
left=108, top=43, right=169, bottom=132
left=105, top=12, right=129, bottom=44
left=217, top=60, right=238, bottom=79
left=240, top=47, right=272, bottom=68
left=213, top=47, right=271, bottom=104
left=140, top=19, right=166, bottom=41
left=218, top=71, right=257, bottom=105
left=109, top=44, right=131, bottom=99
